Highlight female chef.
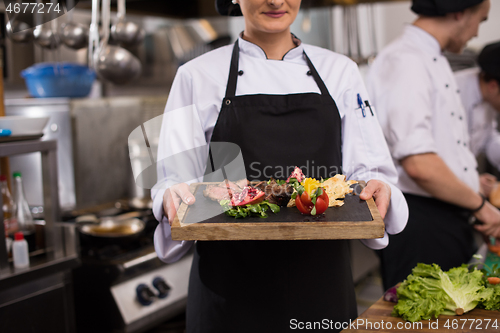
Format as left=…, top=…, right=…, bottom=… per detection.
left=153, top=0, right=408, bottom=332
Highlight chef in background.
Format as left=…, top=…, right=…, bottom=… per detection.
left=455, top=41, right=500, bottom=198
left=366, top=0, right=500, bottom=291
left=153, top=0, right=408, bottom=331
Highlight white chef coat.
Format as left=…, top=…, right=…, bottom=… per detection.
left=366, top=25, right=480, bottom=197
left=153, top=35, right=409, bottom=263
left=455, top=67, right=500, bottom=170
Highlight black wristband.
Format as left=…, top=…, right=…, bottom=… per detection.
left=471, top=194, right=486, bottom=213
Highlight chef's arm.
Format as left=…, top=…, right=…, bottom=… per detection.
left=401, top=153, right=483, bottom=209
left=401, top=153, right=500, bottom=238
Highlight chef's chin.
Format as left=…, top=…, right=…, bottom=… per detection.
left=445, top=41, right=467, bottom=55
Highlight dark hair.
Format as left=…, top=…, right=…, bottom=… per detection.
left=216, top=0, right=243, bottom=16
left=468, top=0, right=486, bottom=13
left=480, top=71, right=500, bottom=86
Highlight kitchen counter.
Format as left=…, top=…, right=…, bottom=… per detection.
left=341, top=297, right=500, bottom=332
left=0, top=224, right=80, bottom=333
left=0, top=241, right=79, bottom=291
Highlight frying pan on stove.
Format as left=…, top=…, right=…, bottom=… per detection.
left=76, top=214, right=145, bottom=246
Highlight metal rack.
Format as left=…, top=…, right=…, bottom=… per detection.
left=0, top=139, right=79, bottom=332
left=0, top=139, right=61, bottom=270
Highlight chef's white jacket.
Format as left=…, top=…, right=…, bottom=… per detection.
left=455, top=67, right=500, bottom=170
left=366, top=25, right=480, bottom=197
left=153, top=35, right=409, bottom=263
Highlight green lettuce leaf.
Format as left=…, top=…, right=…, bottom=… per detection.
left=393, top=263, right=492, bottom=322
left=480, top=284, right=500, bottom=310
left=440, top=266, right=493, bottom=315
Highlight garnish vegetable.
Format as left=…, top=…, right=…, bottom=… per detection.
left=392, top=263, right=494, bottom=322
left=220, top=200, right=280, bottom=219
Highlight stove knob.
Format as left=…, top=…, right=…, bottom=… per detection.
left=136, top=284, right=155, bottom=306
left=152, top=277, right=171, bottom=299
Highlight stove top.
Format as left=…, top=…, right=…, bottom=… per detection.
left=66, top=200, right=157, bottom=262
left=70, top=202, right=193, bottom=333
left=78, top=212, right=157, bottom=263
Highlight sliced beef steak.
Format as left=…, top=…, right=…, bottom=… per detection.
left=203, top=185, right=232, bottom=201
left=203, top=179, right=249, bottom=202
left=254, top=179, right=293, bottom=206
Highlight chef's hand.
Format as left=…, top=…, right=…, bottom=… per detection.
left=474, top=201, right=500, bottom=239
left=163, top=183, right=195, bottom=226
left=359, top=180, right=391, bottom=219
left=479, top=173, right=497, bottom=198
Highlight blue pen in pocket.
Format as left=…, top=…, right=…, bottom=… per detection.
left=357, top=93, right=366, bottom=117
left=0, top=129, right=12, bottom=137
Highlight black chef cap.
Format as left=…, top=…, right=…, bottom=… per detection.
left=478, top=41, right=500, bottom=82
left=411, top=0, right=485, bottom=16
left=216, top=0, right=243, bottom=16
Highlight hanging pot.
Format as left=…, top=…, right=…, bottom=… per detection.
left=95, top=0, right=141, bottom=84
left=110, top=0, right=145, bottom=48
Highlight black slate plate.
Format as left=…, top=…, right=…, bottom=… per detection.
left=183, top=183, right=373, bottom=224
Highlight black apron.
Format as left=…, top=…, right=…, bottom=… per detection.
left=376, top=193, right=477, bottom=291
left=186, top=41, right=357, bottom=333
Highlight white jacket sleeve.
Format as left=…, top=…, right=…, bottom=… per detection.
left=341, top=61, right=409, bottom=249
left=485, top=118, right=500, bottom=171
left=152, top=66, right=209, bottom=263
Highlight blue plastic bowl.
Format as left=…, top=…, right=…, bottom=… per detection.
left=21, top=63, right=96, bottom=98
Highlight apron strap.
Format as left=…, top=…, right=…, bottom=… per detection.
left=303, top=51, right=330, bottom=97
left=224, top=40, right=331, bottom=98
left=225, top=40, right=240, bottom=98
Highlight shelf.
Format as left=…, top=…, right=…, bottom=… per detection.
left=0, top=139, right=76, bottom=283
left=0, top=139, right=79, bottom=333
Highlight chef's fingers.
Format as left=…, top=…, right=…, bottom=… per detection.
left=473, top=201, right=500, bottom=236
left=164, top=191, right=179, bottom=225
left=480, top=173, right=497, bottom=183
left=173, top=183, right=196, bottom=205
left=474, top=221, right=500, bottom=238
left=163, top=183, right=196, bottom=225
left=360, top=180, right=391, bottom=219
left=479, top=173, right=498, bottom=197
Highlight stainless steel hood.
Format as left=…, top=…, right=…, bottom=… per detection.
left=76, top=0, right=406, bottom=19
left=76, top=0, right=219, bottom=18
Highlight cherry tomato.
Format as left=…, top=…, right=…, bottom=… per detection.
left=487, top=277, right=500, bottom=285
left=300, top=191, right=312, bottom=206
left=296, top=195, right=313, bottom=215
left=296, top=188, right=330, bottom=215
left=318, top=187, right=329, bottom=207
left=315, top=197, right=328, bottom=215
left=488, top=244, right=500, bottom=253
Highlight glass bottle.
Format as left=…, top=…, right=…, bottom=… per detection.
left=1, top=175, right=18, bottom=235
left=12, top=172, right=35, bottom=250
left=4, top=222, right=12, bottom=256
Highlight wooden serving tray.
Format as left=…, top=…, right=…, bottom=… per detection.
left=170, top=181, right=384, bottom=241
left=341, top=296, right=500, bottom=332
